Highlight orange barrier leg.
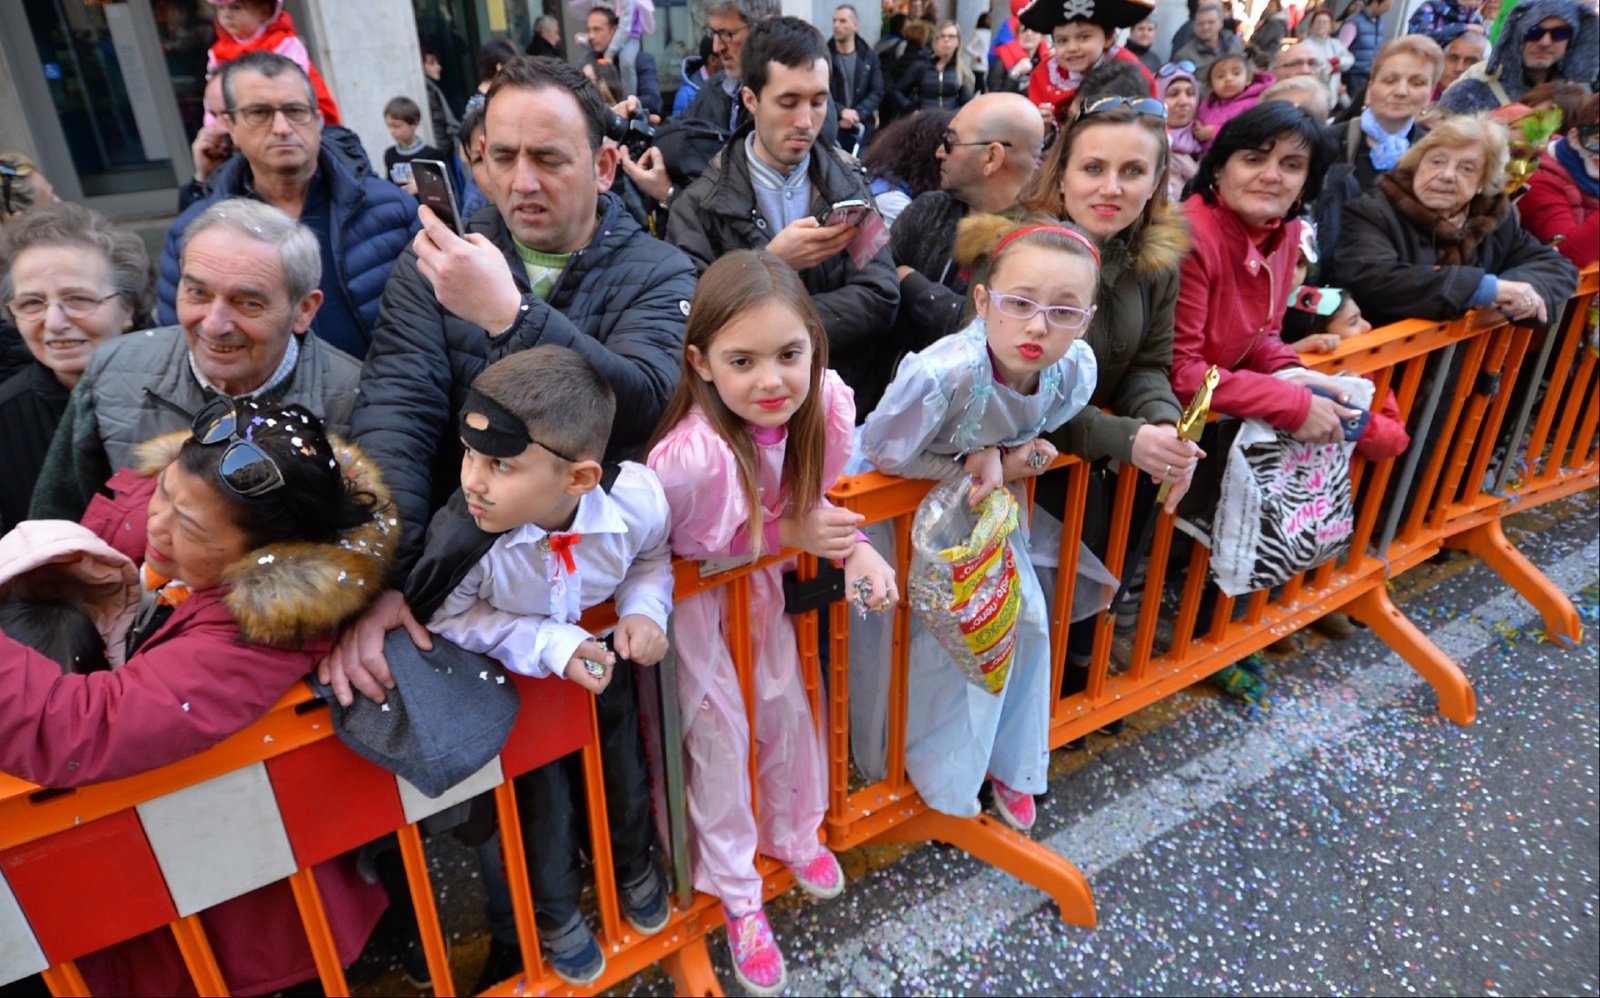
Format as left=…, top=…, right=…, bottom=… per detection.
left=170, top=913, right=230, bottom=996
left=660, top=937, right=725, bottom=996
left=287, top=867, right=350, bottom=997
left=1344, top=587, right=1476, bottom=726
left=39, top=962, right=89, bottom=998
left=869, top=811, right=1096, bottom=928
left=1446, top=519, right=1583, bottom=647
left=397, top=823, right=456, bottom=997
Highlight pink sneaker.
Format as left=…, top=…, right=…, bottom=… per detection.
left=726, top=907, right=787, bottom=997
left=787, top=848, right=845, bottom=900
left=991, top=777, right=1036, bottom=831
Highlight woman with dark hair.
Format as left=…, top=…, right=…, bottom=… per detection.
left=1173, top=102, right=1361, bottom=445
left=862, top=108, right=953, bottom=226
left=886, top=19, right=934, bottom=120
left=0, top=398, right=396, bottom=996
left=0, top=201, right=155, bottom=531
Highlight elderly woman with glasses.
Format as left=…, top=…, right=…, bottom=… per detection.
left=0, top=201, right=154, bottom=531
left=1334, top=114, right=1579, bottom=327
left=0, top=397, right=395, bottom=996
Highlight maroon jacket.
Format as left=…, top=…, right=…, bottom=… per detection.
left=0, top=436, right=395, bottom=995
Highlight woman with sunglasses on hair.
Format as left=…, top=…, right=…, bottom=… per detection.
left=1015, top=95, right=1199, bottom=699
left=0, top=397, right=396, bottom=996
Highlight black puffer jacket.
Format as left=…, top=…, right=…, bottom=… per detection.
left=665, top=126, right=902, bottom=416
left=1336, top=172, right=1579, bottom=328
left=351, top=193, right=698, bottom=569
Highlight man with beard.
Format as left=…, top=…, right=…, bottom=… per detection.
left=667, top=16, right=900, bottom=415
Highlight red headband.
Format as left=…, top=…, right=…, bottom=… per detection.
left=994, top=224, right=1102, bottom=266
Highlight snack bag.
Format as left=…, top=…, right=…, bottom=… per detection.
left=907, top=480, right=1023, bottom=695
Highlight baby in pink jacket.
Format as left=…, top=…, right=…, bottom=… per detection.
left=1195, top=55, right=1275, bottom=150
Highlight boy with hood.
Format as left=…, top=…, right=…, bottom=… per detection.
left=1438, top=0, right=1598, bottom=113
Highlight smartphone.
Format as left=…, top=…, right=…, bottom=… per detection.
left=411, top=159, right=463, bottom=235
left=816, top=198, right=870, bottom=228
left=1308, top=385, right=1371, bottom=442
left=389, top=160, right=414, bottom=185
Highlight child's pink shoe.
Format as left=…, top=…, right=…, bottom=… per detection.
left=991, top=777, right=1036, bottom=831
left=726, top=907, right=787, bottom=996
left=787, top=848, right=844, bottom=899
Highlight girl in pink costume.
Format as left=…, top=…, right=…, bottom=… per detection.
left=647, top=251, right=897, bottom=997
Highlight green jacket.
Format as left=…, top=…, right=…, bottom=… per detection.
left=1050, top=200, right=1189, bottom=465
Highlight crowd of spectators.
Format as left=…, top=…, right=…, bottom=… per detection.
left=0, top=0, right=1593, bottom=992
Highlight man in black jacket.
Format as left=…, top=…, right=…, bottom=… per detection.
left=829, top=4, right=885, bottom=153
left=325, top=55, right=696, bottom=699
left=668, top=17, right=900, bottom=417
left=891, top=90, right=1043, bottom=348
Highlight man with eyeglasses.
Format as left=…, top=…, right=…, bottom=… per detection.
left=156, top=50, right=419, bottom=363
left=31, top=198, right=359, bottom=524
left=1439, top=0, right=1595, bottom=114
left=889, top=91, right=1046, bottom=349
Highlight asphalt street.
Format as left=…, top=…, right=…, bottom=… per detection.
left=365, top=494, right=1599, bottom=997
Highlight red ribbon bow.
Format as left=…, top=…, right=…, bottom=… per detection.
left=548, top=533, right=582, bottom=574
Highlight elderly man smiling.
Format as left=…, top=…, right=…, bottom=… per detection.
left=30, top=198, right=359, bottom=522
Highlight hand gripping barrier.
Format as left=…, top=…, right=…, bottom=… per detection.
left=1, top=271, right=1593, bottom=996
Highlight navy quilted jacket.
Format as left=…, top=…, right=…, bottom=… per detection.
left=156, top=142, right=419, bottom=360
left=350, top=193, right=698, bottom=571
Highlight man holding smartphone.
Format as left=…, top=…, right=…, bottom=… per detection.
left=666, top=16, right=900, bottom=417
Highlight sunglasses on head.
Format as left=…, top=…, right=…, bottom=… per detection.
left=1157, top=59, right=1197, bottom=77
left=147, top=393, right=289, bottom=498
left=191, top=396, right=289, bottom=498
left=1524, top=23, right=1573, bottom=43
left=1081, top=95, right=1169, bottom=121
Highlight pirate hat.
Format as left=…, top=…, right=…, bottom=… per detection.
left=1017, top=0, right=1155, bottom=33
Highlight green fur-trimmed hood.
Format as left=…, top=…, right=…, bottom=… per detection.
left=133, top=430, right=396, bottom=646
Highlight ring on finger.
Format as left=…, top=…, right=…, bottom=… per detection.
left=1163, top=463, right=1172, bottom=478
left=1026, top=449, right=1049, bottom=469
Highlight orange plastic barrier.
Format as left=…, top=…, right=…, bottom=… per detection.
left=2, top=274, right=1593, bottom=997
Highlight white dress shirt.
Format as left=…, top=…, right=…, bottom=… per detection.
left=428, top=461, right=674, bottom=679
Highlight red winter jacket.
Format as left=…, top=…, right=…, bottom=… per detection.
left=1519, top=150, right=1599, bottom=270
left=1174, top=196, right=1408, bottom=460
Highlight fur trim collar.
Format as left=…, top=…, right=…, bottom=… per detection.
left=1131, top=199, right=1192, bottom=276
left=1486, top=0, right=1599, bottom=101
left=132, top=431, right=396, bottom=646
left=1379, top=167, right=1509, bottom=266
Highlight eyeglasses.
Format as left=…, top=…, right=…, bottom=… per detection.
left=989, top=291, right=1094, bottom=331
left=708, top=24, right=748, bottom=45
left=226, top=102, right=317, bottom=127
left=1157, top=59, right=1197, bottom=77
left=1524, top=23, right=1573, bottom=43
left=1579, top=124, right=1600, bottom=153
left=7, top=292, right=119, bottom=320
left=189, top=396, right=288, bottom=498
left=1081, top=95, right=1169, bottom=121
left=941, top=132, right=1014, bottom=155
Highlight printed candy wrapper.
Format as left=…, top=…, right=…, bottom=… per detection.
left=907, top=480, right=1023, bottom=696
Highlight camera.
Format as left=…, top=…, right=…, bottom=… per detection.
left=604, top=106, right=656, bottom=161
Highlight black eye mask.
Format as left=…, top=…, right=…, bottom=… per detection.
left=460, top=389, right=535, bottom=459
